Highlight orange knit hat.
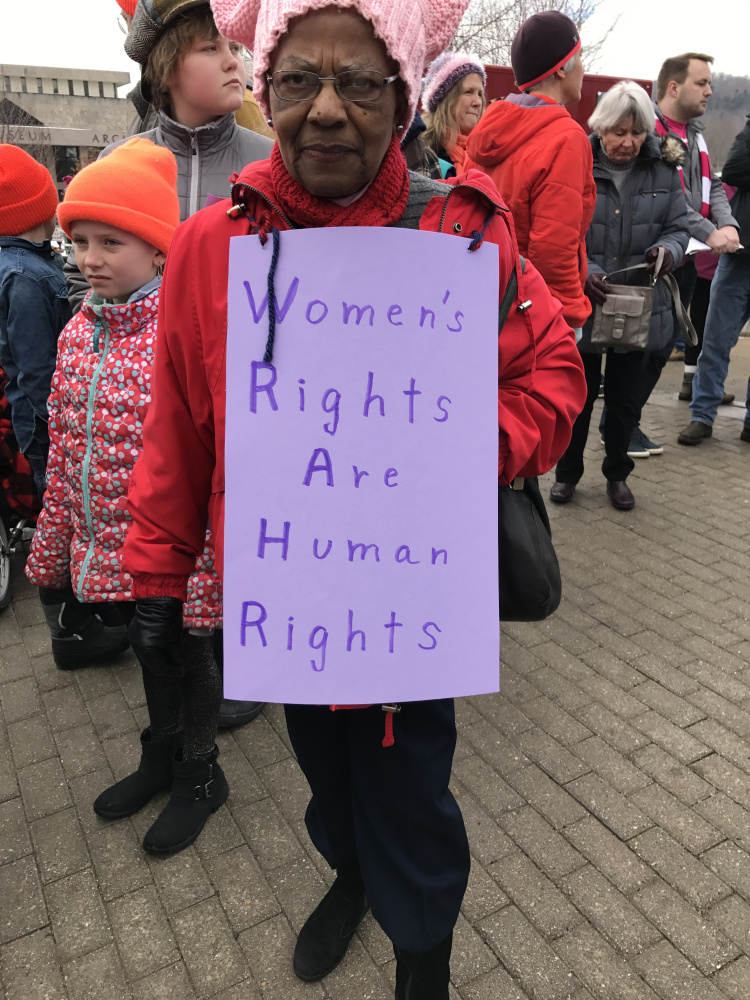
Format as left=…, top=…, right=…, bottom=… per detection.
left=57, top=138, right=179, bottom=254
left=116, top=0, right=138, bottom=16
left=0, top=145, right=59, bottom=236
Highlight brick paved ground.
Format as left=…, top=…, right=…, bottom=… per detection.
left=2, top=343, right=750, bottom=1000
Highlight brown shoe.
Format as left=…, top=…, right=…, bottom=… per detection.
left=606, top=480, right=634, bottom=510
left=677, top=376, right=692, bottom=401
left=677, top=421, right=712, bottom=446
left=720, top=392, right=736, bottom=405
left=549, top=482, right=575, bottom=504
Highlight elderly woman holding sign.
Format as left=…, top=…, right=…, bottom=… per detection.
left=122, top=0, right=585, bottom=992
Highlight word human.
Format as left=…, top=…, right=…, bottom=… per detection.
left=250, top=362, right=452, bottom=435
left=239, top=601, right=442, bottom=672
left=256, top=518, right=449, bottom=566
left=243, top=276, right=466, bottom=334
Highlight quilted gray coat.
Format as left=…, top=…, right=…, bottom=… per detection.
left=65, top=111, right=273, bottom=312
left=579, top=133, right=689, bottom=354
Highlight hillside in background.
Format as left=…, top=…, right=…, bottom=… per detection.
left=701, top=73, right=749, bottom=170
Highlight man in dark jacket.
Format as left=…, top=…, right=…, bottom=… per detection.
left=677, top=115, right=750, bottom=445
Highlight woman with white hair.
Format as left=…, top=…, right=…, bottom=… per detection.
left=550, top=80, right=689, bottom=511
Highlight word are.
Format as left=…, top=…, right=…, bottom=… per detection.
left=250, top=363, right=452, bottom=433
left=239, top=601, right=442, bottom=672
left=243, top=277, right=465, bottom=334
left=256, top=518, right=448, bottom=566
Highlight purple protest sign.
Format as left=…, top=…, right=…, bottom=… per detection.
left=224, top=227, right=499, bottom=704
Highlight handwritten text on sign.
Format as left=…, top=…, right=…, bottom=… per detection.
left=224, top=227, right=499, bottom=704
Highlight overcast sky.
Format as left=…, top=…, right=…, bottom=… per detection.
left=1, top=0, right=747, bottom=97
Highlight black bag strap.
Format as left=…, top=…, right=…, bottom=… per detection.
left=498, top=255, right=526, bottom=330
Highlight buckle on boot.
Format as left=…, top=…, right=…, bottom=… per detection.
left=195, top=778, right=215, bottom=800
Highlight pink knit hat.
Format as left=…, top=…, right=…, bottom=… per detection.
left=210, top=0, right=471, bottom=127
left=422, top=51, right=486, bottom=114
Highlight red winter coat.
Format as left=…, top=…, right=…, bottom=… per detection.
left=464, top=96, right=596, bottom=329
left=25, top=290, right=221, bottom=628
left=122, top=161, right=586, bottom=601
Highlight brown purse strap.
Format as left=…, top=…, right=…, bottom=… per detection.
left=603, top=249, right=697, bottom=346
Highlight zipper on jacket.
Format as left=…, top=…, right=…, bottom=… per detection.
left=233, top=183, right=297, bottom=231
left=76, top=317, right=111, bottom=600
left=189, top=132, right=200, bottom=216
left=437, top=183, right=509, bottom=234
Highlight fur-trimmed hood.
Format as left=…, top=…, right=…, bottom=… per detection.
left=659, top=135, right=686, bottom=167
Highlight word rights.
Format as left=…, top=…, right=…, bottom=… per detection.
left=224, top=226, right=500, bottom=704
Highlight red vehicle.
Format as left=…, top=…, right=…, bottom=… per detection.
left=484, top=67, right=654, bottom=130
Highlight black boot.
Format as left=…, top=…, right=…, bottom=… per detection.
left=293, top=857, right=369, bottom=982
left=39, top=586, right=129, bottom=669
left=217, top=698, right=265, bottom=728
left=142, top=745, right=228, bottom=855
left=394, top=933, right=453, bottom=1000
left=93, top=728, right=182, bottom=819
left=213, top=631, right=266, bottom=728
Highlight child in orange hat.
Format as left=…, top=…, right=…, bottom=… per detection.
left=26, top=138, right=228, bottom=854
left=0, top=145, right=70, bottom=497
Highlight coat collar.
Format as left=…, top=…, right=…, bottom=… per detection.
left=0, top=236, right=58, bottom=260
left=590, top=131, right=663, bottom=170
left=80, top=288, right=160, bottom=336
left=155, top=109, right=237, bottom=154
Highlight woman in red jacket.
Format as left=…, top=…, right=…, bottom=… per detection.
left=122, top=0, right=585, bottom=994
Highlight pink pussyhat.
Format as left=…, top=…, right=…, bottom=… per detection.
left=210, top=0, right=472, bottom=128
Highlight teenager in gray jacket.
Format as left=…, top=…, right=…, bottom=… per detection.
left=65, top=0, right=272, bottom=311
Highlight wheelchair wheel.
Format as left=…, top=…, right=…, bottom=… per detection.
left=0, top=517, right=12, bottom=610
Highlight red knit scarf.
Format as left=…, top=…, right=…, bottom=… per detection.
left=270, top=134, right=410, bottom=228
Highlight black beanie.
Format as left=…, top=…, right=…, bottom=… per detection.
left=511, top=11, right=581, bottom=91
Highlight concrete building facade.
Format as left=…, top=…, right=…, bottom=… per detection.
left=1, top=63, right=132, bottom=196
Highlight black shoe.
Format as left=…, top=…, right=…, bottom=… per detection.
left=217, top=698, right=265, bottom=728
left=50, top=616, right=129, bottom=669
left=94, top=728, right=182, bottom=819
left=142, top=746, right=228, bottom=855
left=549, top=482, right=575, bottom=504
left=741, top=427, right=750, bottom=443
left=40, top=588, right=130, bottom=669
left=293, top=859, right=369, bottom=982
left=394, top=933, right=453, bottom=1000
left=677, top=421, right=712, bottom=446
left=678, top=376, right=693, bottom=401
left=607, top=480, right=634, bottom=511
left=720, top=392, right=736, bottom=405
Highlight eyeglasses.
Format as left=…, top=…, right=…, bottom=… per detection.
left=267, top=70, right=399, bottom=104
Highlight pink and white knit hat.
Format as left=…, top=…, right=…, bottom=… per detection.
left=422, top=51, right=485, bottom=114
left=210, top=0, right=472, bottom=127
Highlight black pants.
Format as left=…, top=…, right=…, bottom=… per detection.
left=684, top=275, right=712, bottom=368
left=117, top=603, right=221, bottom=759
left=636, top=258, right=697, bottom=413
left=557, top=350, right=643, bottom=484
left=285, top=699, right=470, bottom=954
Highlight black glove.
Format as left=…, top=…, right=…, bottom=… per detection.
left=128, top=597, right=185, bottom=677
left=584, top=272, right=609, bottom=306
left=645, top=246, right=674, bottom=276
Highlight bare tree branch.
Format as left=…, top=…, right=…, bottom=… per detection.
left=451, top=0, right=621, bottom=72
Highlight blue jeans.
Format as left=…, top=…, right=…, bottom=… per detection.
left=690, top=254, right=750, bottom=426
left=23, top=419, right=50, bottom=499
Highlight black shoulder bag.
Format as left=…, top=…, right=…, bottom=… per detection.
left=497, top=260, right=562, bottom=621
